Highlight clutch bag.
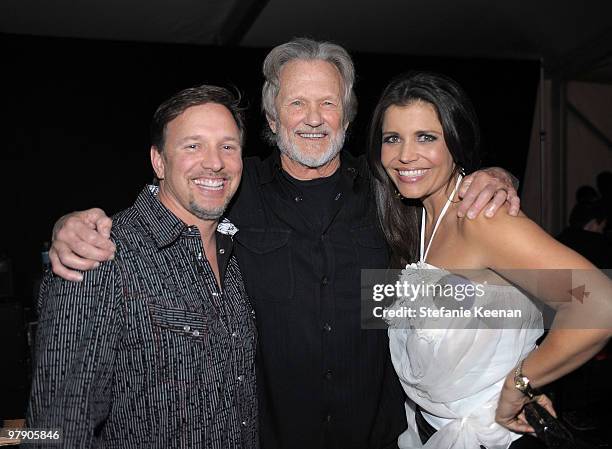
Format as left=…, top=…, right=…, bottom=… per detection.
left=524, top=402, right=596, bottom=449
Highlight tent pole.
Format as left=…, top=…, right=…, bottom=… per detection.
left=539, top=60, right=546, bottom=225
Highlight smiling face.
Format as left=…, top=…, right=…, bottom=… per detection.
left=381, top=101, right=456, bottom=201
left=151, top=102, right=243, bottom=225
left=268, top=59, right=348, bottom=169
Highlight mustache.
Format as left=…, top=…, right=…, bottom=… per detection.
left=293, top=127, right=333, bottom=134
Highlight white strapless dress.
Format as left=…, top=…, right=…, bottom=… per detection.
left=387, top=176, right=544, bottom=449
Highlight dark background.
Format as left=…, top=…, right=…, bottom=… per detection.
left=0, top=32, right=539, bottom=416
left=1, top=33, right=540, bottom=300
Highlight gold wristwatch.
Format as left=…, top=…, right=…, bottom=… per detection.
left=513, top=360, right=541, bottom=399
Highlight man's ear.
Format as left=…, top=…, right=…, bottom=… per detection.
left=266, top=114, right=277, bottom=134
left=150, top=146, right=165, bottom=180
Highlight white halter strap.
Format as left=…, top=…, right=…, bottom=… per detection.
left=420, top=175, right=463, bottom=262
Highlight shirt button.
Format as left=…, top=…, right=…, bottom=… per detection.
left=241, top=421, right=247, bottom=427
left=325, top=414, right=332, bottom=423
left=183, top=325, right=191, bottom=332
left=323, top=323, right=332, bottom=332
left=231, top=331, right=238, bottom=338
left=219, top=248, right=225, bottom=255
left=237, top=375, right=244, bottom=382
left=325, top=370, right=333, bottom=380
left=321, top=276, right=329, bottom=285
left=334, top=192, right=342, bottom=201
left=197, top=252, right=203, bottom=260
left=294, top=196, right=303, bottom=202
left=192, top=330, right=200, bottom=337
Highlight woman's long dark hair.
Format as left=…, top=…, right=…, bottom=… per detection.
left=367, top=71, right=482, bottom=266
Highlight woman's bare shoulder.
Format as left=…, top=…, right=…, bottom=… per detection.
left=456, top=204, right=591, bottom=270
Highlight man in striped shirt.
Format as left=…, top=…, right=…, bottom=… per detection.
left=28, top=85, right=258, bottom=448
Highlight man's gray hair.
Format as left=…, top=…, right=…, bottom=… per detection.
left=262, top=37, right=358, bottom=126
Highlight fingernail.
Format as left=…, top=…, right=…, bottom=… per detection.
left=94, top=262, right=100, bottom=268
left=457, top=211, right=464, bottom=218
left=468, top=211, right=476, bottom=219
left=485, top=210, right=493, bottom=218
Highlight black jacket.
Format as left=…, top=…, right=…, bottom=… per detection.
left=227, top=151, right=406, bottom=449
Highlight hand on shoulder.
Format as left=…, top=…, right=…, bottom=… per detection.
left=50, top=208, right=115, bottom=282
left=457, top=168, right=521, bottom=219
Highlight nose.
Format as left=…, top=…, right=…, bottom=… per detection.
left=201, top=148, right=224, bottom=172
left=398, top=142, right=418, bottom=164
left=304, top=104, right=323, bottom=128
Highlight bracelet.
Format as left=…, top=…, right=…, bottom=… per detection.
left=513, top=359, right=541, bottom=399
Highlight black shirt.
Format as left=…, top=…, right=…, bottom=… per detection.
left=29, top=186, right=258, bottom=449
left=228, top=151, right=406, bottom=449
left=280, top=168, right=341, bottom=230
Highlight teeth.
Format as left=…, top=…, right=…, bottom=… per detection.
left=193, top=178, right=224, bottom=190
left=298, top=133, right=326, bottom=138
left=399, top=169, right=427, bottom=177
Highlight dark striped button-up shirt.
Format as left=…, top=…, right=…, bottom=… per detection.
left=28, top=185, right=258, bottom=449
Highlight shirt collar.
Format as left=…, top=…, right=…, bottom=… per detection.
left=259, top=150, right=360, bottom=185
left=134, top=185, right=238, bottom=249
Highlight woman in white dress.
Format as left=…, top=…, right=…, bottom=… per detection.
left=366, top=72, right=612, bottom=449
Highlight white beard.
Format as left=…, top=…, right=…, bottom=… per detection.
left=275, top=127, right=346, bottom=169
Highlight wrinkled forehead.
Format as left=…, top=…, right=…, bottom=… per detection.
left=277, top=59, right=345, bottom=98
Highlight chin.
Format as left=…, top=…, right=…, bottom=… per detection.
left=397, top=188, right=424, bottom=200
left=287, top=147, right=338, bottom=168
left=398, top=178, right=441, bottom=199
left=190, top=202, right=227, bottom=220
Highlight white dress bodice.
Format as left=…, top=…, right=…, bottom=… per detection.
left=387, top=176, right=543, bottom=449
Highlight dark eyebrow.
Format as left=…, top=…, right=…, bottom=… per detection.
left=177, top=135, right=241, bottom=144
left=414, top=129, right=443, bottom=134
left=220, top=136, right=241, bottom=143
left=177, top=135, right=201, bottom=144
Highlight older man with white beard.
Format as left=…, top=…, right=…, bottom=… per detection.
left=48, top=38, right=520, bottom=449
